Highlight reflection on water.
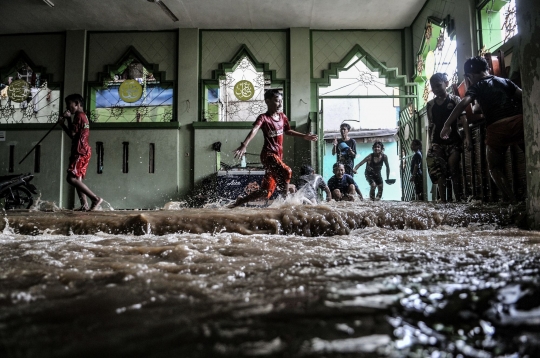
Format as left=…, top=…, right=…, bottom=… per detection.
left=0, top=201, right=539, bottom=357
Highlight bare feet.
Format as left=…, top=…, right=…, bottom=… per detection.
left=74, top=205, right=89, bottom=212
left=89, top=197, right=103, bottom=211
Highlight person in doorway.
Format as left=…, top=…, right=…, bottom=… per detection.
left=440, top=56, right=523, bottom=203
left=353, top=141, right=390, bottom=200
left=58, top=94, right=103, bottom=211
left=409, top=139, right=424, bottom=201
left=426, top=72, right=470, bottom=203
left=228, top=89, right=318, bottom=208
left=332, top=123, right=357, bottom=176
left=296, top=164, right=332, bottom=204
left=328, top=163, right=363, bottom=201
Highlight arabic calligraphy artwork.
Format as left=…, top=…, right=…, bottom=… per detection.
left=7, top=80, right=31, bottom=103
left=118, top=79, right=143, bottom=103
left=233, top=80, right=255, bottom=101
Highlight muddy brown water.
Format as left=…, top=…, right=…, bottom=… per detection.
left=1, top=200, right=539, bottom=357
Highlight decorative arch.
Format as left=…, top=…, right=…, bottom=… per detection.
left=86, top=46, right=175, bottom=123
left=314, top=44, right=414, bottom=90
left=200, top=45, right=288, bottom=122
left=0, top=51, right=62, bottom=124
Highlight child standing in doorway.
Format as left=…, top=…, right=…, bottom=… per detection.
left=228, top=89, right=318, bottom=208
left=353, top=141, right=390, bottom=200
left=332, top=123, right=357, bottom=176
left=58, top=94, right=103, bottom=211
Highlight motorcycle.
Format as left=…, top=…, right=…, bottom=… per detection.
left=0, top=173, right=38, bottom=210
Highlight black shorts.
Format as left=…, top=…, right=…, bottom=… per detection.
left=365, top=172, right=383, bottom=186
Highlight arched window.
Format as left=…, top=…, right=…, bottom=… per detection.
left=86, top=47, right=174, bottom=123
left=0, top=52, right=61, bottom=124
left=201, top=45, right=285, bottom=122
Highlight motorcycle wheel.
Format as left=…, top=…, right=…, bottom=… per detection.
left=5, top=187, right=34, bottom=210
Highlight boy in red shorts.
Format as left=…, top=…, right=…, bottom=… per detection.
left=228, top=89, right=318, bottom=208
left=58, top=94, right=103, bottom=211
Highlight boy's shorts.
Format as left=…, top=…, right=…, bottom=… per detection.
left=426, top=143, right=461, bottom=182
left=260, top=153, right=292, bottom=199
left=68, top=153, right=91, bottom=179
left=365, top=172, right=383, bottom=186
left=485, top=114, right=524, bottom=150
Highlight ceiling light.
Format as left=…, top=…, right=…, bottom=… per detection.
left=43, top=0, right=55, bottom=7
left=147, top=0, right=179, bottom=22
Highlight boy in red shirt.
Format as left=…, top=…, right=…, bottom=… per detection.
left=228, top=89, right=318, bottom=208
left=58, top=94, right=103, bottom=211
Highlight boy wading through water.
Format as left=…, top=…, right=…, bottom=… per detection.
left=426, top=73, right=471, bottom=202
left=58, top=94, right=103, bottom=211
left=441, top=56, right=524, bottom=203
left=228, top=89, right=318, bottom=208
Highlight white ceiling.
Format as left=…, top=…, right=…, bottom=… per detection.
left=0, top=0, right=427, bottom=34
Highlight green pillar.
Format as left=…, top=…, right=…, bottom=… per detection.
left=290, top=28, right=312, bottom=175
left=177, top=28, right=199, bottom=197
left=61, top=30, right=87, bottom=208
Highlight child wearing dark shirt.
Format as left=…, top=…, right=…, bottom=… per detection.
left=426, top=73, right=471, bottom=202
left=332, top=123, right=357, bottom=176
left=441, top=56, right=523, bottom=202
left=58, top=94, right=103, bottom=211
left=328, top=163, right=363, bottom=201
left=409, top=139, right=423, bottom=200
left=353, top=141, right=390, bottom=200
left=229, top=89, right=318, bottom=208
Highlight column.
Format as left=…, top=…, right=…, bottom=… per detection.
left=516, top=0, right=540, bottom=228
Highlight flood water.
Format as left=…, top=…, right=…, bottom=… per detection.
left=1, top=200, right=539, bottom=357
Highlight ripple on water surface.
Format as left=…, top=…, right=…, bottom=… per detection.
left=0, top=201, right=538, bottom=357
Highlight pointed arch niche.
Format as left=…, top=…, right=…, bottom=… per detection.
left=200, top=45, right=287, bottom=122
left=0, top=51, right=61, bottom=124
left=315, top=45, right=417, bottom=201
left=86, top=47, right=175, bottom=123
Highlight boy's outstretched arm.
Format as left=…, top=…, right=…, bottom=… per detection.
left=285, top=129, right=318, bottom=141
left=233, top=124, right=261, bottom=159
left=440, top=96, right=473, bottom=139
left=353, top=155, right=369, bottom=174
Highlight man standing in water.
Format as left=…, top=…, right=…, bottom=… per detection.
left=58, top=94, right=103, bottom=211
left=229, top=89, right=318, bottom=208
left=441, top=56, right=523, bottom=203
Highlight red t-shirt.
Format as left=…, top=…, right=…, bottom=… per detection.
left=71, top=111, right=91, bottom=156
left=253, top=112, right=290, bottom=159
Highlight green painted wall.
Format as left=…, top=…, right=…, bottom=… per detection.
left=192, top=122, right=296, bottom=186
left=0, top=126, right=64, bottom=206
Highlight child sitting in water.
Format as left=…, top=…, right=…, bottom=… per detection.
left=426, top=73, right=470, bottom=203
left=410, top=139, right=423, bottom=200
left=296, top=165, right=331, bottom=204
left=229, top=89, right=318, bottom=208
left=328, top=163, right=363, bottom=201
left=353, top=141, right=390, bottom=200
